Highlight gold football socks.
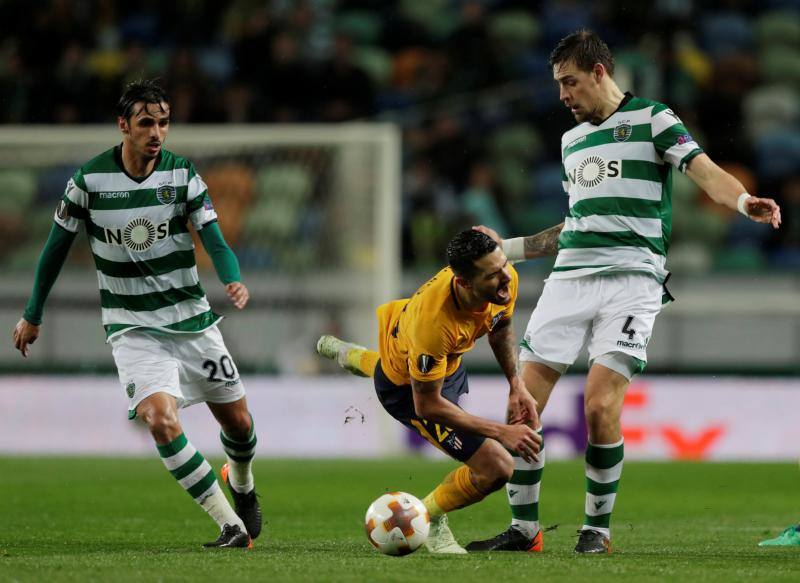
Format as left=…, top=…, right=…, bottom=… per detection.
left=423, top=465, right=485, bottom=516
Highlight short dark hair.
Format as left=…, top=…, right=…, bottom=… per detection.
left=117, top=79, right=170, bottom=120
left=447, top=229, right=498, bottom=279
left=549, top=29, right=614, bottom=76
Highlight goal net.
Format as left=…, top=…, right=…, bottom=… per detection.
left=0, top=124, right=401, bottom=373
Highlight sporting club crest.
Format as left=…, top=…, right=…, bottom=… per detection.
left=613, top=122, right=632, bottom=142
left=156, top=184, right=176, bottom=205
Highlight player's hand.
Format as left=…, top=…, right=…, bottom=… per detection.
left=506, top=377, right=539, bottom=426
left=472, top=225, right=502, bottom=245
left=745, top=196, right=781, bottom=229
left=13, top=318, right=40, bottom=358
left=498, top=423, right=541, bottom=463
left=225, top=282, right=249, bottom=309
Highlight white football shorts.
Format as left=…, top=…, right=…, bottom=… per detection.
left=110, top=325, right=246, bottom=419
left=520, top=272, right=663, bottom=371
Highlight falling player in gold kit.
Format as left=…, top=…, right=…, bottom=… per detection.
left=317, top=229, right=542, bottom=554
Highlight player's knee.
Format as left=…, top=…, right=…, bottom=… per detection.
left=584, top=393, right=617, bottom=425
left=142, top=408, right=181, bottom=442
left=495, top=450, right=515, bottom=483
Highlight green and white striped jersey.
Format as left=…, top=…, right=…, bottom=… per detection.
left=54, top=145, right=221, bottom=340
left=553, top=93, right=703, bottom=283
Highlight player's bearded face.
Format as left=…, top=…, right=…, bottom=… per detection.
left=470, top=248, right=512, bottom=305
left=554, top=61, right=602, bottom=123
left=120, top=101, right=171, bottom=160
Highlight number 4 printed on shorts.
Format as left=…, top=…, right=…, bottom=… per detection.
left=621, top=316, right=636, bottom=340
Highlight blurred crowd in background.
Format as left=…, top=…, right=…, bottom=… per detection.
left=0, top=0, right=799, bottom=273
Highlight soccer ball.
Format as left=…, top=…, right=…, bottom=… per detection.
left=364, top=491, right=430, bottom=556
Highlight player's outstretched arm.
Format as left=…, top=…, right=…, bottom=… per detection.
left=13, top=223, right=77, bottom=358
left=411, top=377, right=541, bottom=461
left=474, top=223, right=564, bottom=262
left=686, top=153, right=781, bottom=229
left=488, top=319, right=539, bottom=428
left=197, top=221, right=249, bottom=309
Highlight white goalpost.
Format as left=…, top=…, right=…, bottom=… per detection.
left=0, top=124, right=402, bottom=372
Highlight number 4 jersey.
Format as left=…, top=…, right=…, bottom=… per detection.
left=55, top=145, right=221, bottom=340
left=554, top=93, right=703, bottom=283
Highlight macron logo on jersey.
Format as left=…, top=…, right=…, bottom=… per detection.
left=566, top=135, right=586, bottom=149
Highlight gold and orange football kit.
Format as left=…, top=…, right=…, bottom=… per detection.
left=376, top=265, right=519, bottom=387
left=371, top=264, right=520, bottom=514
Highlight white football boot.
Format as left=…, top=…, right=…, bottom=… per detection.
left=316, top=335, right=370, bottom=377
left=425, top=515, right=468, bottom=554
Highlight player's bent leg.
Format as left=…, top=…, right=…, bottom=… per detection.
left=584, top=361, right=629, bottom=442
left=207, top=398, right=262, bottom=540
left=137, top=392, right=250, bottom=548
left=422, top=440, right=513, bottom=555
left=510, top=359, right=560, bottom=541
left=466, top=429, right=546, bottom=553
left=520, top=359, right=564, bottom=414
left=420, top=468, right=472, bottom=555
left=467, top=361, right=561, bottom=553
left=373, top=362, right=483, bottom=554
left=465, top=436, right=545, bottom=553
left=316, top=334, right=378, bottom=377
left=510, top=362, right=559, bottom=538
left=461, top=438, right=514, bottom=498
left=137, top=392, right=183, bottom=444
left=576, top=359, right=631, bottom=554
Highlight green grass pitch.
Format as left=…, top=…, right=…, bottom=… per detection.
left=0, top=457, right=797, bottom=582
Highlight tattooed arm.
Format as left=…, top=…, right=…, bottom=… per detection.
left=520, top=222, right=564, bottom=259
left=487, top=318, right=522, bottom=382
left=473, top=223, right=564, bottom=261
left=488, top=319, right=540, bottom=428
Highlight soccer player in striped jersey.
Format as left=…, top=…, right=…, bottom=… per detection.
left=12, top=80, right=261, bottom=549
left=466, top=30, right=781, bottom=555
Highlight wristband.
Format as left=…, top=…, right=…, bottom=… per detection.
left=502, top=237, right=525, bottom=262
left=737, top=193, right=751, bottom=217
